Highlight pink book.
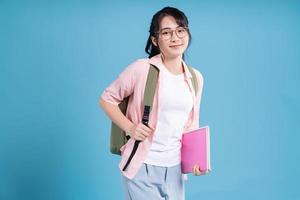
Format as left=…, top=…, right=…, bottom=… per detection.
left=181, top=126, right=211, bottom=174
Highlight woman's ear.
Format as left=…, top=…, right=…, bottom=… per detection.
left=151, top=36, right=158, bottom=47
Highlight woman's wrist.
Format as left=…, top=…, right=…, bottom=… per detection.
left=125, top=122, right=136, bottom=137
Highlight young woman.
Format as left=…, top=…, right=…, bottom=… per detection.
left=100, top=6, right=205, bottom=200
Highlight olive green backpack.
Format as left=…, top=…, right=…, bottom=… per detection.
left=110, top=64, right=198, bottom=157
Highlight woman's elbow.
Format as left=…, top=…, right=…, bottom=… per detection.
left=99, top=97, right=115, bottom=111
left=99, top=97, right=106, bottom=109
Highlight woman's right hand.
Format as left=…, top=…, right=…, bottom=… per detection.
left=128, top=123, right=154, bottom=141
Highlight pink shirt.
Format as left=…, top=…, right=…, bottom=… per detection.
left=101, top=54, right=204, bottom=179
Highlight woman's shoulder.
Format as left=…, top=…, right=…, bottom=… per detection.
left=124, top=57, right=151, bottom=74
left=127, top=58, right=150, bottom=71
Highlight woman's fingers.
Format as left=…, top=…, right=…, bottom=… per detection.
left=139, top=124, right=153, bottom=136
left=192, top=165, right=202, bottom=176
left=132, top=123, right=154, bottom=141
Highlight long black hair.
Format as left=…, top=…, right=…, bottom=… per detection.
left=145, top=7, right=192, bottom=58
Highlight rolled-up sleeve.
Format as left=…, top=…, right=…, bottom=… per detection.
left=101, top=62, right=136, bottom=105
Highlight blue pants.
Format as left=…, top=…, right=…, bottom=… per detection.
left=122, top=163, right=185, bottom=200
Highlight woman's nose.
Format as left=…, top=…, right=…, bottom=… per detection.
left=170, top=31, right=180, bottom=41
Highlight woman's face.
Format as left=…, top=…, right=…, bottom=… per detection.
left=151, top=15, right=189, bottom=59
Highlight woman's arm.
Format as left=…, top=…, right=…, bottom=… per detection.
left=100, top=97, right=134, bottom=134
left=100, top=98, right=153, bottom=141
left=192, top=69, right=205, bottom=176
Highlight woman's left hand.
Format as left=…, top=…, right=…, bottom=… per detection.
left=192, top=165, right=204, bottom=176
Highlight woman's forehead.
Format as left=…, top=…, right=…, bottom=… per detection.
left=160, top=16, right=179, bottom=29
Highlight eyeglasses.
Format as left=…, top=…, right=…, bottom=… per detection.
left=156, top=27, right=189, bottom=40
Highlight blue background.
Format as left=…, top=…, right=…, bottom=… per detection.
left=1, top=0, right=300, bottom=199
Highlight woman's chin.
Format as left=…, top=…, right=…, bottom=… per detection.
left=165, top=51, right=184, bottom=58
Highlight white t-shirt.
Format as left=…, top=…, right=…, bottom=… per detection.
left=144, top=66, right=193, bottom=167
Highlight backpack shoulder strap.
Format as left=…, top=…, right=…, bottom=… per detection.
left=122, top=64, right=159, bottom=171
left=187, top=66, right=198, bottom=97
left=143, top=64, right=159, bottom=111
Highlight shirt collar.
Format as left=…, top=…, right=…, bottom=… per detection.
left=148, top=54, right=193, bottom=79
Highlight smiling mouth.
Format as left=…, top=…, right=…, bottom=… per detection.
left=169, top=44, right=183, bottom=48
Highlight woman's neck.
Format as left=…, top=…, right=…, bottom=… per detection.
left=161, top=55, right=183, bottom=75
